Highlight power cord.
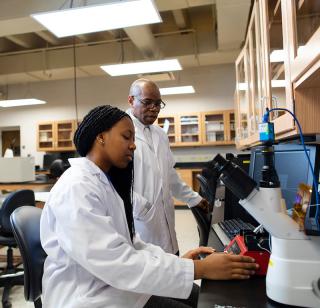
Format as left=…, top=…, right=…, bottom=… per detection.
left=263, top=107, right=320, bottom=230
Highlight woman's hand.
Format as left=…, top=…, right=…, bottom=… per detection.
left=194, top=252, right=259, bottom=280
left=182, top=246, right=215, bottom=260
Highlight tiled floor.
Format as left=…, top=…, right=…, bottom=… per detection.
left=3, top=209, right=199, bottom=307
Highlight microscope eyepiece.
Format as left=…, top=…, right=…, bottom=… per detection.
left=212, top=154, right=257, bottom=200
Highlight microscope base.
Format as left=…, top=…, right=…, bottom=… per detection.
left=266, top=237, right=320, bottom=308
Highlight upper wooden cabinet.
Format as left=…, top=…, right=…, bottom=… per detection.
left=289, top=0, right=320, bottom=82
left=156, top=110, right=235, bottom=147
left=37, top=120, right=77, bottom=152
left=157, top=116, right=178, bottom=145
left=178, top=113, right=202, bottom=146
left=202, top=110, right=235, bottom=145
left=234, top=0, right=320, bottom=149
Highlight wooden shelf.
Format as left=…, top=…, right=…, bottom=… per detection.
left=157, top=110, right=234, bottom=147
left=181, top=133, right=199, bottom=136
left=180, top=123, right=199, bottom=126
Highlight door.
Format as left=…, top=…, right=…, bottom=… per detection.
left=1, top=130, right=20, bottom=156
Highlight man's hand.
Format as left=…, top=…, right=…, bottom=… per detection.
left=196, top=198, right=212, bottom=213
left=182, top=246, right=215, bottom=260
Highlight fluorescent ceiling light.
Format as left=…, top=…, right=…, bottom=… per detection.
left=270, top=50, right=285, bottom=62
left=101, top=59, right=182, bottom=76
left=271, top=80, right=286, bottom=87
left=31, top=0, right=161, bottom=38
left=0, top=99, right=46, bottom=108
left=160, top=86, right=195, bottom=95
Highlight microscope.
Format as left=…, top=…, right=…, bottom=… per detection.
left=211, top=119, right=320, bottom=307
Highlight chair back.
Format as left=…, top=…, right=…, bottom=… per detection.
left=49, top=159, right=67, bottom=178
left=193, top=171, right=219, bottom=246
left=0, top=189, right=35, bottom=235
left=10, top=206, right=46, bottom=303
left=196, top=174, right=215, bottom=205
left=190, top=206, right=211, bottom=246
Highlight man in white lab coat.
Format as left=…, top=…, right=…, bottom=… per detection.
left=128, top=79, right=210, bottom=254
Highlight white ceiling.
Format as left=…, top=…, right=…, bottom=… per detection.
left=0, top=0, right=251, bottom=86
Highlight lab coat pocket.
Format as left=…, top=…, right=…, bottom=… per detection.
left=135, top=201, right=155, bottom=222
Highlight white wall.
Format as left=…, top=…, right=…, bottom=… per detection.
left=0, top=64, right=239, bottom=166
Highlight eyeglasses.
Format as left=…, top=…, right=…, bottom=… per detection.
left=135, top=97, right=166, bottom=109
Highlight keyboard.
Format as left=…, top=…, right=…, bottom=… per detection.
left=212, top=219, right=255, bottom=246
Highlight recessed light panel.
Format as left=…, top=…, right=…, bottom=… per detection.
left=32, top=0, right=161, bottom=38
left=101, top=59, right=182, bottom=76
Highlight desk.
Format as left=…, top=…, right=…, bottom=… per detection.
left=0, top=179, right=55, bottom=192
left=198, top=229, right=303, bottom=308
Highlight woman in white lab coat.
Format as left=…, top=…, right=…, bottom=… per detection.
left=40, top=105, right=258, bottom=308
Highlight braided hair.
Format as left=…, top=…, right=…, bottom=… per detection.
left=74, top=105, right=135, bottom=241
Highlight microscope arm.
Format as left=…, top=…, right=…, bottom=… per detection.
left=240, top=187, right=307, bottom=240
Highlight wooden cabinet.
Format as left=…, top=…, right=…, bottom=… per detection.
left=177, top=113, right=202, bottom=146
left=289, top=0, right=320, bottom=82
left=234, top=0, right=320, bottom=149
left=37, top=122, right=55, bottom=151
left=157, top=116, right=178, bottom=145
left=157, top=110, right=235, bottom=147
left=265, top=0, right=295, bottom=134
left=173, top=168, right=201, bottom=206
left=37, top=120, right=77, bottom=152
left=202, top=110, right=235, bottom=145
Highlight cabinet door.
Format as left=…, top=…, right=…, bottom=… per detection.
left=177, top=113, right=202, bottom=146
left=156, top=115, right=178, bottom=146
left=264, top=0, right=295, bottom=134
left=37, top=122, right=55, bottom=151
left=225, top=111, right=236, bottom=144
left=202, top=112, right=226, bottom=145
left=235, top=50, right=250, bottom=141
left=290, top=0, right=320, bottom=82
left=55, top=120, right=76, bottom=151
left=249, top=1, right=265, bottom=134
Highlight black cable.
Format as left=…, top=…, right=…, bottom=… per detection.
left=120, top=30, right=124, bottom=64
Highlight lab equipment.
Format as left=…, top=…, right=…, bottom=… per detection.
left=0, top=157, right=35, bottom=182
left=224, top=232, right=270, bottom=276
left=211, top=150, right=320, bottom=307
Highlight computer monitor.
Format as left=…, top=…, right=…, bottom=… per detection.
left=249, top=144, right=320, bottom=209
left=43, top=153, right=61, bottom=170
left=223, top=153, right=259, bottom=226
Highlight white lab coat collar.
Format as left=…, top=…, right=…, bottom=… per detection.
left=127, top=108, right=160, bottom=154
left=68, top=157, right=109, bottom=185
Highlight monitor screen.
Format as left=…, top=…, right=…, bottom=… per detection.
left=223, top=153, right=259, bottom=226
left=249, top=144, right=320, bottom=209
left=43, top=153, right=61, bottom=170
